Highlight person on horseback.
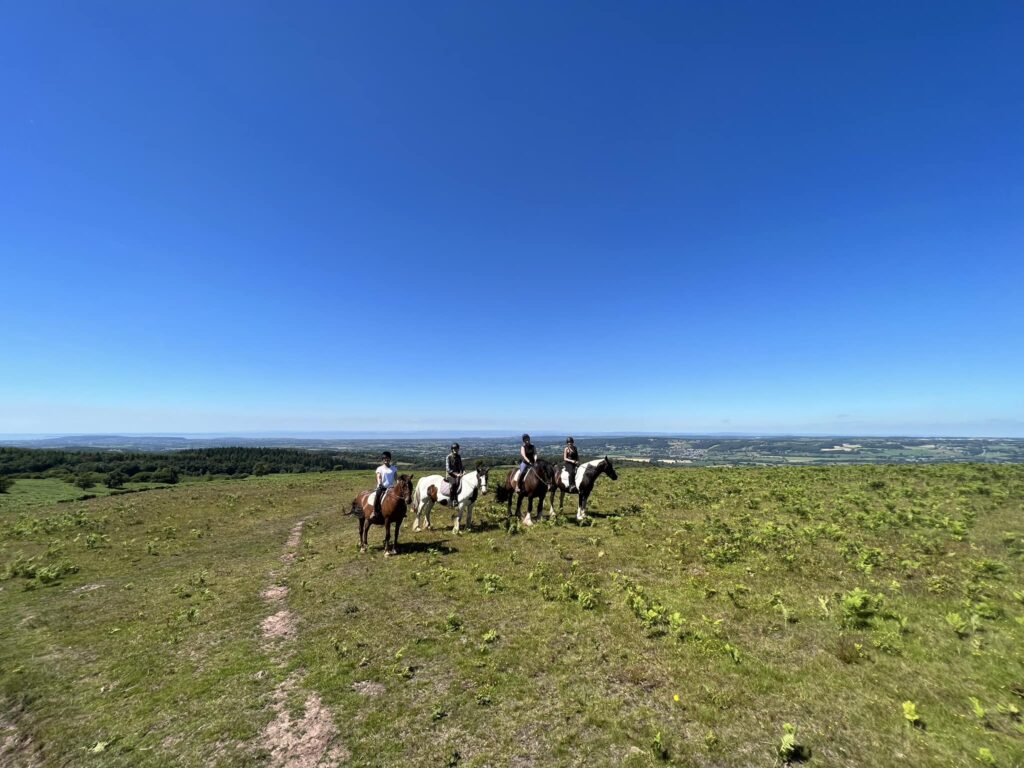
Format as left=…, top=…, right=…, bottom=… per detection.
left=373, top=451, right=397, bottom=521
left=445, top=443, right=464, bottom=508
left=518, top=433, right=537, bottom=493
left=563, top=436, right=579, bottom=494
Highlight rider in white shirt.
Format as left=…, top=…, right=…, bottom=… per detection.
left=373, top=451, right=398, bottom=520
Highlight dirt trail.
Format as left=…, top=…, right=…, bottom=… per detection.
left=0, top=709, right=43, bottom=768
left=257, top=518, right=349, bottom=767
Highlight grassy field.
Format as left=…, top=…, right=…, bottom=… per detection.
left=0, top=478, right=173, bottom=511
left=1, top=465, right=1023, bottom=767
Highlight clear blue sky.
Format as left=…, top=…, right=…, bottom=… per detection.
left=2, top=2, right=1022, bottom=437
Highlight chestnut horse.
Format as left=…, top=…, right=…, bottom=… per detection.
left=549, top=456, right=618, bottom=521
left=494, top=459, right=555, bottom=526
left=350, top=474, right=413, bottom=555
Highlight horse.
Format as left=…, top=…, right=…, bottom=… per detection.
left=411, top=467, right=490, bottom=533
left=350, top=474, right=414, bottom=555
left=549, top=456, right=618, bottom=521
left=494, top=459, right=555, bottom=526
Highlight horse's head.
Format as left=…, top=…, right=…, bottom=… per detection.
left=476, top=464, right=489, bottom=494
left=396, top=474, right=414, bottom=504
left=603, top=456, right=618, bottom=481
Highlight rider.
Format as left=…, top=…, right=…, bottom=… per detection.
left=445, top=443, right=464, bottom=508
left=517, top=433, right=537, bottom=493
left=563, top=436, right=579, bottom=494
left=373, top=451, right=397, bottom=521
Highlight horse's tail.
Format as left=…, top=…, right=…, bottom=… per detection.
left=349, top=497, right=364, bottom=518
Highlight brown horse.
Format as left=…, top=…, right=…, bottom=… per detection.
left=549, top=457, right=618, bottom=521
left=494, top=460, right=554, bottom=525
left=350, top=474, right=413, bottom=555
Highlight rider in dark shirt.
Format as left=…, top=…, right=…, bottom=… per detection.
left=445, top=443, right=464, bottom=507
left=518, top=433, right=536, bottom=493
left=563, top=437, right=579, bottom=494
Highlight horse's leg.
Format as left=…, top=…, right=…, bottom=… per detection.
left=393, top=518, right=401, bottom=555
left=577, top=491, right=588, bottom=521
left=465, top=501, right=474, bottom=529
left=559, top=488, right=565, bottom=512
left=452, top=500, right=461, bottom=534
left=547, top=487, right=556, bottom=518
left=359, top=515, right=367, bottom=552
left=384, top=519, right=393, bottom=556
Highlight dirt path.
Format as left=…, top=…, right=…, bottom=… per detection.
left=257, top=519, right=348, bottom=767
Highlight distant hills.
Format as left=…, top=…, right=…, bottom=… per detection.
left=1, top=434, right=1022, bottom=466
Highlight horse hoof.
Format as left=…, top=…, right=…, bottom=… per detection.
left=384, top=550, right=392, bottom=557
left=359, top=546, right=367, bottom=554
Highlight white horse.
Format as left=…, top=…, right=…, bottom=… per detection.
left=412, top=468, right=489, bottom=533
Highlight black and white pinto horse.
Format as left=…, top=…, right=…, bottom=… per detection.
left=411, top=468, right=489, bottom=533
left=549, top=457, right=618, bottom=521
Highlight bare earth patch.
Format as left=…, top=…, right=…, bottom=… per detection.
left=262, top=585, right=290, bottom=602
left=351, top=681, right=385, bottom=697
left=72, top=583, right=105, bottom=594
left=263, top=677, right=349, bottom=767
left=1, top=712, right=43, bottom=768
left=285, top=521, right=305, bottom=550
left=261, top=609, right=297, bottom=642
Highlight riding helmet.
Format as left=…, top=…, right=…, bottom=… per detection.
left=451, top=443, right=460, bottom=450
left=522, top=433, right=530, bottom=442
left=566, top=437, right=574, bottom=444
left=381, top=451, right=392, bottom=460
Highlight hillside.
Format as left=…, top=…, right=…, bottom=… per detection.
left=2, top=464, right=1023, bottom=767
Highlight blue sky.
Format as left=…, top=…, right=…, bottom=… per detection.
left=2, top=1, right=1022, bottom=437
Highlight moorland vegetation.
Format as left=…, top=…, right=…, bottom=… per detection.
left=1, top=463, right=1022, bottom=766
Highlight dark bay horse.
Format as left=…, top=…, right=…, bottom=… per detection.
left=550, top=457, right=618, bottom=521
left=351, top=474, right=413, bottom=555
left=495, top=460, right=555, bottom=525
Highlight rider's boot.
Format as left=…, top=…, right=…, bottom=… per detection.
left=373, top=488, right=384, bottom=522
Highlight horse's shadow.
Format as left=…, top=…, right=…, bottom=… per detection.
left=464, top=517, right=509, bottom=532
left=578, top=509, right=619, bottom=519
left=394, top=540, right=458, bottom=556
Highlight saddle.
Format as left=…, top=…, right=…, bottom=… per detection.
left=439, top=479, right=460, bottom=503
left=512, top=467, right=534, bottom=486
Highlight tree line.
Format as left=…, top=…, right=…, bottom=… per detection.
left=0, top=447, right=378, bottom=490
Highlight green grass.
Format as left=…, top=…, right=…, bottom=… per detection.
left=2, top=465, right=1023, bottom=766
left=0, top=478, right=172, bottom=511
